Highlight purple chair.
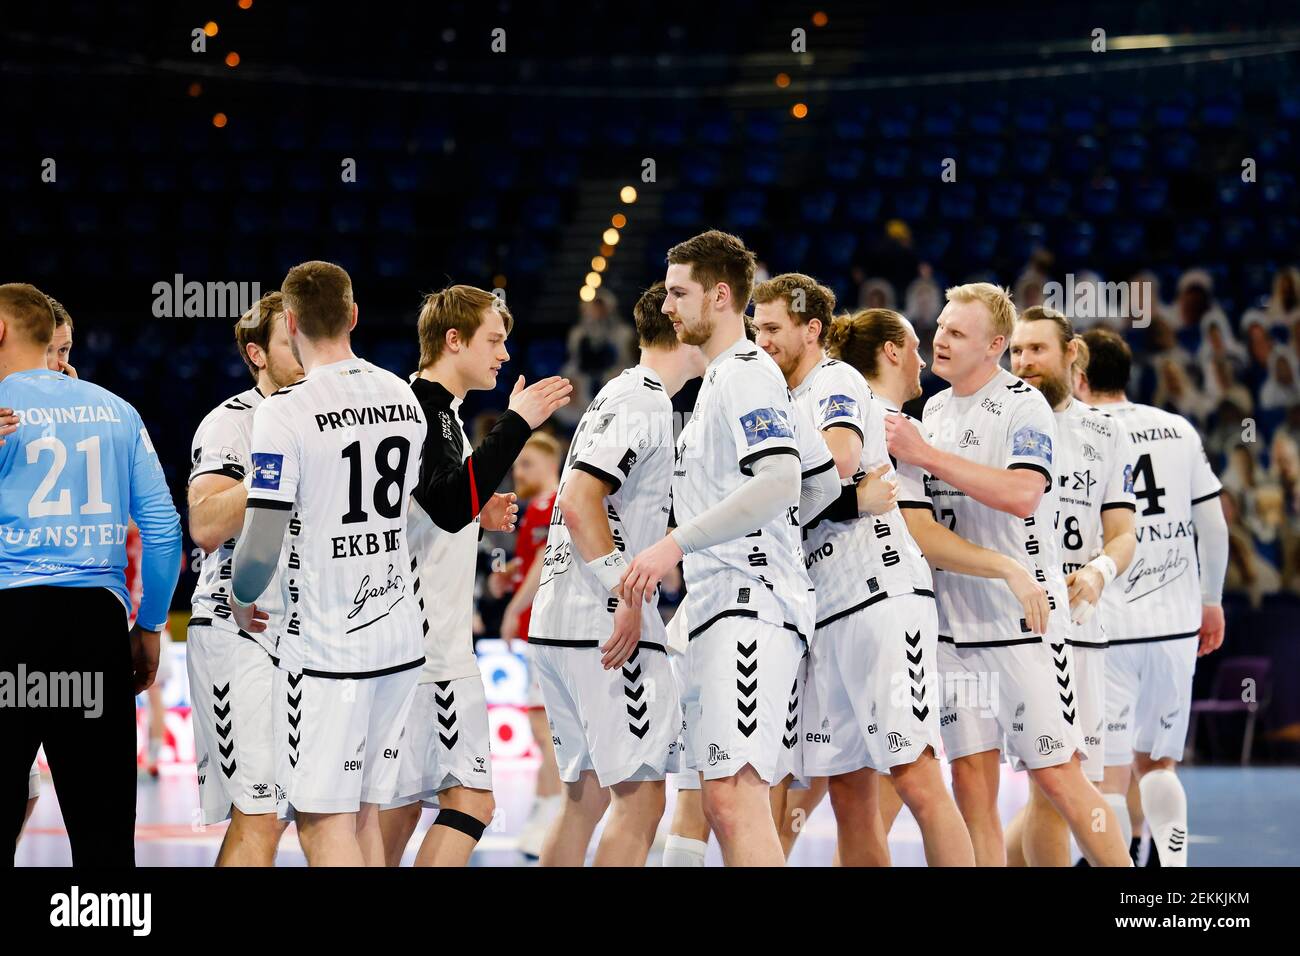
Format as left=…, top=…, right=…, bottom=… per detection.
left=1187, top=657, right=1273, bottom=766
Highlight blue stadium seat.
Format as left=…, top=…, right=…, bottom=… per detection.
left=542, top=154, right=579, bottom=188
left=122, top=200, right=160, bottom=235
left=556, top=122, right=592, bottom=150
left=377, top=200, right=416, bottom=235
left=663, top=190, right=703, bottom=228
left=695, top=117, right=733, bottom=146
left=1174, top=218, right=1210, bottom=256
left=1015, top=139, right=1052, bottom=176
left=1108, top=99, right=1144, bottom=130
left=915, top=225, right=952, bottom=262
left=385, top=158, right=425, bottom=192
left=963, top=224, right=999, bottom=262
left=745, top=112, right=780, bottom=145
left=372, top=239, right=411, bottom=280
left=873, top=145, right=910, bottom=179
left=521, top=195, right=562, bottom=232
left=1062, top=100, right=1096, bottom=133
left=819, top=230, right=857, bottom=269
left=832, top=116, right=867, bottom=141
left=1034, top=180, right=1072, bottom=218
left=329, top=199, right=366, bottom=235
left=464, top=196, right=499, bottom=231
left=892, top=185, right=931, bottom=219
left=1063, top=136, right=1100, bottom=176
left=237, top=159, right=275, bottom=194
left=1014, top=98, right=1051, bottom=135
left=1221, top=217, right=1251, bottom=254
left=369, top=116, right=406, bottom=152
left=844, top=189, right=882, bottom=223
left=1155, top=96, right=1192, bottom=129
left=1060, top=222, right=1095, bottom=260
left=922, top=106, right=959, bottom=137
left=179, top=200, right=215, bottom=234
left=1201, top=95, right=1241, bottom=129
left=1130, top=176, right=1169, bottom=215
left=683, top=154, right=722, bottom=187
left=986, top=181, right=1024, bottom=219
left=278, top=198, right=320, bottom=233
left=230, top=198, right=267, bottom=236
left=1263, top=171, right=1296, bottom=206
left=800, top=189, right=837, bottom=225
left=1008, top=222, right=1047, bottom=262
left=724, top=189, right=766, bottom=230
left=1108, top=220, right=1146, bottom=258
left=142, top=161, right=180, bottom=193
left=482, top=155, right=519, bottom=191
left=64, top=202, right=101, bottom=236
left=877, top=107, right=915, bottom=140
left=967, top=140, right=1005, bottom=178
left=937, top=183, right=976, bottom=220
left=191, top=158, right=227, bottom=193
left=771, top=232, right=810, bottom=271
left=411, top=119, right=451, bottom=152
left=826, top=148, right=864, bottom=182
left=509, top=238, right=548, bottom=275
left=1159, top=132, right=1197, bottom=171
left=743, top=154, right=779, bottom=185
left=1111, top=133, right=1148, bottom=173
left=288, top=164, right=326, bottom=193
left=1082, top=177, right=1120, bottom=217
left=971, top=100, right=1009, bottom=135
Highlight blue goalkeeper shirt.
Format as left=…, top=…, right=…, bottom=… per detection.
left=0, top=367, right=181, bottom=630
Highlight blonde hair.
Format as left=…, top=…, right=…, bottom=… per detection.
left=524, top=431, right=562, bottom=461
left=1072, top=335, right=1090, bottom=379
left=417, top=285, right=513, bottom=370
left=945, top=282, right=1016, bottom=340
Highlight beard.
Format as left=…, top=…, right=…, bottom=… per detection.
left=677, top=303, right=715, bottom=347
left=1033, top=369, right=1072, bottom=408
left=267, top=353, right=304, bottom=390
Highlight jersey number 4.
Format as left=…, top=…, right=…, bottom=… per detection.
left=340, top=437, right=412, bottom=524
left=1130, top=453, right=1166, bottom=517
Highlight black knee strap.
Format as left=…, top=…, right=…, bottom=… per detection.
left=433, top=808, right=487, bottom=842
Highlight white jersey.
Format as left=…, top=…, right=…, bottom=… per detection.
left=673, top=338, right=817, bottom=642
left=914, top=366, right=1070, bottom=646
left=406, top=389, right=479, bottom=683
left=245, top=357, right=427, bottom=677
left=1052, top=399, right=1138, bottom=645
left=795, top=357, right=932, bottom=627
left=188, top=386, right=289, bottom=655
left=1096, top=402, right=1222, bottom=643
left=530, top=365, right=675, bottom=648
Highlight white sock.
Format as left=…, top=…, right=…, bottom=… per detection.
left=1139, top=769, right=1188, bottom=867
left=147, top=738, right=162, bottom=763
left=662, top=835, right=707, bottom=867
left=1105, top=792, right=1133, bottom=848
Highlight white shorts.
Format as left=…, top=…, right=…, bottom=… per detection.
left=1074, top=644, right=1107, bottom=782
left=386, top=675, right=494, bottom=808
left=668, top=652, right=699, bottom=790
left=532, top=642, right=680, bottom=787
left=678, top=619, right=804, bottom=784
left=1104, top=636, right=1197, bottom=765
left=772, top=651, right=809, bottom=789
left=187, top=624, right=279, bottom=825
left=805, top=593, right=943, bottom=776
left=517, top=640, right=547, bottom=710
left=938, top=638, right=1085, bottom=771
left=28, top=760, right=40, bottom=800
left=273, top=666, right=420, bottom=818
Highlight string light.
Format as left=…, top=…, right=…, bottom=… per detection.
left=591, top=256, right=607, bottom=272
left=579, top=286, right=596, bottom=302
left=611, top=213, right=627, bottom=228
left=775, top=73, right=791, bottom=88
left=602, top=228, right=620, bottom=245
left=212, top=112, right=228, bottom=128
left=620, top=185, right=637, bottom=203
left=203, top=21, right=219, bottom=36
left=792, top=102, right=809, bottom=119
left=225, top=52, right=240, bottom=67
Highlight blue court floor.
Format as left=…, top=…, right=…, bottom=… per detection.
left=15, top=762, right=1300, bottom=866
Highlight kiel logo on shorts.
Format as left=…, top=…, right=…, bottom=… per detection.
left=886, top=732, right=912, bottom=753
left=1036, top=735, right=1064, bottom=756
left=707, top=743, right=730, bottom=766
